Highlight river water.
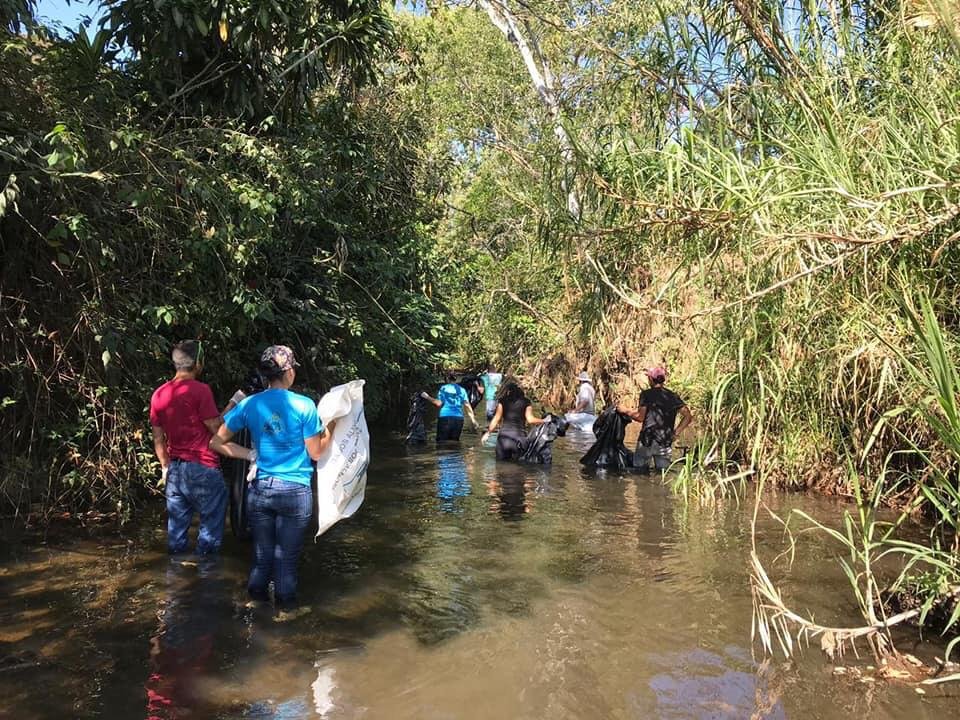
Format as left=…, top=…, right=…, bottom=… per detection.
left=1, top=427, right=957, bottom=719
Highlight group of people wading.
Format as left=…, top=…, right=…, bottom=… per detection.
left=149, top=341, right=694, bottom=616
left=149, top=341, right=329, bottom=617
left=418, top=365, right=694, bottom=472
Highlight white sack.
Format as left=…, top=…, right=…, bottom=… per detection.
left=315, top=379, right=369, bottom=537
left=564, top=411, right=597, bottom=432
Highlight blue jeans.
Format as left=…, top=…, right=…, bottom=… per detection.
left=246, top=477, right=313, bottom=608
left=166, top=459, right=227, bottom=555
left=634, top=440, right=673, bottom=471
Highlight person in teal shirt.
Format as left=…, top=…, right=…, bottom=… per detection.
left=210, top=345, right=335, bottom=614
left=480, top=364, right=504, bottom=421
left=421, top=372, right=478, bottom=442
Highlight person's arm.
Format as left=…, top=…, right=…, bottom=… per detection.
left=209, top=424, right=255, bottom=461
left=524, top=405, right=546, bottom=426
left=203, top=416, right=223, bottom=435
left=420, top=391, right=441, bottom=409
left=573, top=388, right=589, bottom=413
left=481, top=404, right=504, bottom=444
left=152, top=425, right=170, bottom=469
left=464, top=401, right=478, bottom=430
left=616, top=403, right=646, bottom=424
left=302, top=401, right=337, bottom=461
left=197, top=383, right=225, bottom=434
left=222, top=389, right=247, bottom=417
left=304, top=420, right=337, bottom=460
left=675, top=405, right=693, bottom=436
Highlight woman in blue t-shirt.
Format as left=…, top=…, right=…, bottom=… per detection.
left=421, top=372, right=478, bottom=442
left=210, top=345, right=335, bottom=614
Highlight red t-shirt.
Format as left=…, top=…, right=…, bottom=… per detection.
left=149, top=379, right=221, bottom=468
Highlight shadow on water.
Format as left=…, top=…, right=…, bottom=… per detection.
left=0, top=426, right=958, bottom=718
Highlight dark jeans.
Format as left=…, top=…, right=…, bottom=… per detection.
left=246, top=477, right=313, bottom=608
left=495, top=431, right=524, bottom=461
left=166, top=459, right=227, bottom=555
left=436, top=416, right=464, bottom=442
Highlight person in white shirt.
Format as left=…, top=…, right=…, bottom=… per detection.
left=572, top=371, right=596, bottom=413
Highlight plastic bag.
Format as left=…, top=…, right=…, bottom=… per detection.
left=405, top=391, right=428, bottom=444
left=517, top=414, right=568, bottom=465
left=564, top=411, right=597, bottom=432
left=315, top=380, right=369, bottom=537
left=580, top=406, right=634, bottom=469
left=459, top=375, right=484, bottom=408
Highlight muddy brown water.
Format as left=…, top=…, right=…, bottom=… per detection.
left=1, top=427, right=957, bottom=719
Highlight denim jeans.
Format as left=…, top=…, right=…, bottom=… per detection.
left=436, top=416, right=464, bottom=442
left=634, top=440, right=673, bottom=471
left=166, top=459, right=227, bottom=555
left=246, top=477, right=313, bottom=608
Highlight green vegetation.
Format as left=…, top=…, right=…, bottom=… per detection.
left=403, top=0, right=960, bottom=662
left=3, top=0, right=960, bottom=668
left=1, top=3, right=447, bottom=518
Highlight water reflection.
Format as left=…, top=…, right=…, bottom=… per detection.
left=0, top=434, right=955, bottom=720
left=146, top=560, right=231, bottom=719
left=435, top=451, right=471, bottom=513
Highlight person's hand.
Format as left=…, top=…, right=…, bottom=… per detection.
left=481, top=431, right=491, bottom=445
left=159, top=465, right=168, bottom=489
left=247, top=448, right=258, bottom=463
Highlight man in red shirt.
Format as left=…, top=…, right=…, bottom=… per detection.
left=150, top=340, right=228, bottom=555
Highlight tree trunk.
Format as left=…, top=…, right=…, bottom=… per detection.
left=477, top=0, right=581, bottom=221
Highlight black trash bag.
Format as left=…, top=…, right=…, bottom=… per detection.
left=517, top=413, right=569, bottom=465
left=579, top=406, right=634, bottom=469
left=459, top=375, right=484, bottom=409
left=227, top=428, right=252, bottom=540
left=227, top=368, right=266, bottom=540
left=405, top=392, right=429, bottom=444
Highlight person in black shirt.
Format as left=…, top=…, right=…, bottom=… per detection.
left=481, top=381, right=548, bottom=461
left=617, top=366, right=693, bottom=472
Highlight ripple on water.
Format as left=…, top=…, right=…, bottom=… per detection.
left=0, top=433, right=955, bottom=719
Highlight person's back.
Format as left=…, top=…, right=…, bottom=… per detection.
left=639, top=386, right=685, bottom=446
left=149, top=340, right=227, bottom=556
left=480, top=367, right=504, bottom=420
left=500, top=394, right=530, bottom=436
left=151, top=378, right=221, bottom=469
left=228, top=388, right=318, bottom=483
left=438, top=382, right=468, bottom=417
left=573, top=371, right=596, bottom=413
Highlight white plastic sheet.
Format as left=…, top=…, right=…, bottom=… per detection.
left=564, top=411, right=597, bottom=433
left=315, top=379, right=369, bottom=537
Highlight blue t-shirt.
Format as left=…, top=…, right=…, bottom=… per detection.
left=224, top=388, right=324, bottom=485
left=438, top=383, right=469, bottom=418
left=480, top=372, right=503, bottom=402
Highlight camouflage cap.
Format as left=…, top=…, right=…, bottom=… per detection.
left=259, top=345, right=300, bottom=375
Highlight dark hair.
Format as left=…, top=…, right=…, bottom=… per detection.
left=172, top=340, right=200, bottom=370
left=498, top=381, right=525, bottom=404
left=258, top=357, right=286, bottom=380
left=445, top=371, right=457, bottom=383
